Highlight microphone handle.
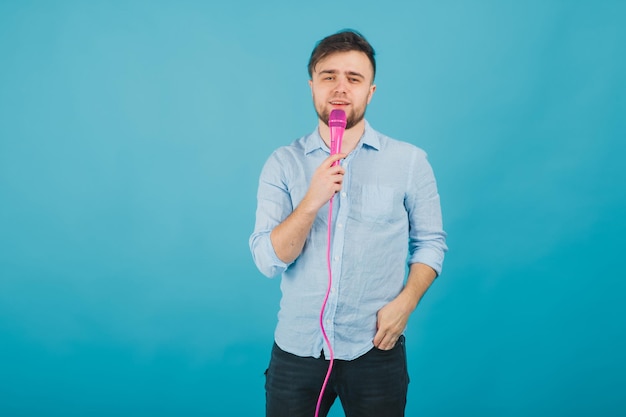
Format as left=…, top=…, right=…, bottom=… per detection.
left=330, top=126, right=344, bottom=167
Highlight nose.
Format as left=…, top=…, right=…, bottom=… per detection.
left=333, top=76, right=348, bottom=94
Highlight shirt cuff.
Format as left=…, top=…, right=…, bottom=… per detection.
left=408, top=247, right=445, bottom=277
left=251, top=231, right=290, bottom=278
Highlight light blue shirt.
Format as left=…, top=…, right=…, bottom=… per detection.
left=249, top=121, right=447, bottom=361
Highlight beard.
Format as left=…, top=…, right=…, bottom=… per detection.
left=315, top=103, right=367, bottom=130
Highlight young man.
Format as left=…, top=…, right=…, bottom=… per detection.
left=249, top=30, right=447, bottom=417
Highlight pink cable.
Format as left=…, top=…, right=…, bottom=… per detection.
left=314, top=195, right=336, bottom=417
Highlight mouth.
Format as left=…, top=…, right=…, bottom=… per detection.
left=329, top=100, right=350, bottom=107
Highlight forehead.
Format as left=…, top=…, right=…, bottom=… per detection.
left=314, top=50, right=374, bottom=79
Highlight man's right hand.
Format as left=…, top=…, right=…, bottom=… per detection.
left=269, top=153, right=346, bottom=264
left=299, top=153, right=346, bottom=214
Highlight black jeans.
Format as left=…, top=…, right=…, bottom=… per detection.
left=265, top=336, right=409, bottom=417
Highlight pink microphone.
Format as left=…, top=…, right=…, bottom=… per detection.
left=329, top=109, right=346, bottom=166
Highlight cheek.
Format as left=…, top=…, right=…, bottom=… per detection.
left=310, top=89, right=321, bottom=104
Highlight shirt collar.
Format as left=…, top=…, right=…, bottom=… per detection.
left=304, top=120, right=381, bottom=155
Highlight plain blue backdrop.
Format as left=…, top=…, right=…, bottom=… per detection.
left=1, top=1, right=624, bottom=416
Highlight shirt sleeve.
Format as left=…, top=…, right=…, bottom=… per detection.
left=249, top=150, right=293, bottom=278
left=405, top=148, right=448, bottom=276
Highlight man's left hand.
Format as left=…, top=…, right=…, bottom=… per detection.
left=373, top=294, right=413, bottom=350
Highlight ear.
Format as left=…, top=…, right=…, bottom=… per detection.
left=367, top=84, right=377, bottom=104
left=308, top=79, right=313, bottom=95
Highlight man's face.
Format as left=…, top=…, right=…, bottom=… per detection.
left=309, top=50, right=376, bottom=130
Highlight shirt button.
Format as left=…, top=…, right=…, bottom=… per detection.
left=334, top=256, right=339, bottom=261
left=337, top=223, right=343, bottom=228
left=341, top=192, right=347, bottom=197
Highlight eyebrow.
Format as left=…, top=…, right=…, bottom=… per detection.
left=318, top=69, right=365, bottom=79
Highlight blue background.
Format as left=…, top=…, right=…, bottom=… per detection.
left=1, top=1, right=624, bottom=416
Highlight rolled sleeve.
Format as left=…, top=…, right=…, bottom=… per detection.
left=249, top=230, right=289, bottom=278
left=405, top=149, right=448, bottom=276
left=249, top=151, right=294, bottom=278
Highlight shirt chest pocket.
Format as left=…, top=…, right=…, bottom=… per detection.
left=356, top=185, right=401, bottom=224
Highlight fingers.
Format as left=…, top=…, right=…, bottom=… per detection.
left=321, top=165, right=344, bottom=192
left=374, top=303, right=407, bottom=351
left=325, top=153, right=347, bottom=167
left=316, top=154, right=346, bottom=178
left=373, top=320, right=398, bottom=351
left=303, top=155, right=346, bottom=210
left=317, top=155, right=346, bottom=187
left=373, top=330, right=400, bottom=351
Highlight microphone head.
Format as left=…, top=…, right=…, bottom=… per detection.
left=329, top=109, right=347, bottom=128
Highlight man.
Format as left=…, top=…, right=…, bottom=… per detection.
left=249, top=30, right=447, bottom=417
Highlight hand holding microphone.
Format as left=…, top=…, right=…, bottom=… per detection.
left=302, top=109, right=347, bottom=212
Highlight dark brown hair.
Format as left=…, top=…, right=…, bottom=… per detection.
left=307, top=30, right=376, bottom=81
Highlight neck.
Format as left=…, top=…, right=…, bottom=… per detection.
left=318, top=118, right=366, bottom=154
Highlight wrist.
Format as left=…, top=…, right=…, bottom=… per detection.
left=396, top=289, right=419, bottom=313
left=297, top=195, right=322, bottom=216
